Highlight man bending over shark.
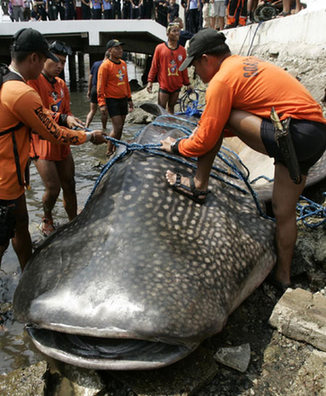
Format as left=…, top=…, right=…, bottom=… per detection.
left=160, top=29, right=326, bottom=290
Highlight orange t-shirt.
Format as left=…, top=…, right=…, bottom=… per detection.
left=179, top=55, right=326, bottom=157
left=147, top=42, right=190, bottom=92
left=0, top=79, right=86, bottom=200
left=97, top=58, right=131, bottom=107
left=28, top=74, right=72, bottom=161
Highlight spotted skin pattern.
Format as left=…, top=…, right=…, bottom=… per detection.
left=14, top=114, right=278, bottom=370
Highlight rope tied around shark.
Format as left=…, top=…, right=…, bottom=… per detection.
left=86, top=114, right=326, bottom=228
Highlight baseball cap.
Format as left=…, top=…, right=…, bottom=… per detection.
left=179, top=28, right=228, bottom=71
left=12, top=28, right=59, bottom=62
left=106, top=39, right=124, bottom=50
left=50, top=40, right=72, bottom=56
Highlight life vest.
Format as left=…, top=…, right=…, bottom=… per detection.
left=0, top=64, right=25, bottom=186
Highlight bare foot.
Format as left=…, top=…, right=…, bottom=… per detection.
left=106, top=141, right=116, bottom=157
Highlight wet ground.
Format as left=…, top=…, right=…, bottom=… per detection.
left=1, top=54, right=326, bottom=395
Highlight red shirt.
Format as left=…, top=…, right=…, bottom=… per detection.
left=28, top=73, right=72, bottom=161
left=147, top=42, right=190, bottom=92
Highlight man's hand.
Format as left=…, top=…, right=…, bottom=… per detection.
left=128, top=101, right=134, bottom=112
left=186, top=85, right=194, bottom=94
left=160, top=136, right=176, bottom=153
left=67, top=115, right=85, bottom=129
left=90, top=130, right=107, bottom=145
left=146, top=82, right=153, bottom=93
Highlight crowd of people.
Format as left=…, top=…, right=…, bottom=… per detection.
left=2, top=0, right=306, bottom=30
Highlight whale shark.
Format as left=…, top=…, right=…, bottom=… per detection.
left=13, top=110, right=325, bottom=370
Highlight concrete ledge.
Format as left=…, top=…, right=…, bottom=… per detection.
left=269, top=288, right=326, bottom=352
left=224, top=8, right=326, bottom=56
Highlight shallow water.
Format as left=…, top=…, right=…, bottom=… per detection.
left=0, top=61, right=145, bottom=374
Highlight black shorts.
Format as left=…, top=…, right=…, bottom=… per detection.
left=0, top=199, right=17, bottom=246
left=261, top=118, right=326, bottom=175
left=106, top=97, right=128, bottom=118
left=90, top=85, right=98, bottom=104
left=159, top=87, right=181, bottom=95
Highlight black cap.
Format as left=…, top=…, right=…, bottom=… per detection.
left=179, top=28, right=228, bottom=71
left=12, top=28, right=59, bottom=62
left=50, top=40, right=72, bottom=56
left=106, top=39, right=124, bottom=50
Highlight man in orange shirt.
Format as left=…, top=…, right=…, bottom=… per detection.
left=28, top=40, right=84, bottom=236
left=147, top=23, right=192, bottom=114
left=97, top=39, right=134, bottom=156
left=160, top=28, right=326, bottom=290
left=0, top=28, right=106, bottom=271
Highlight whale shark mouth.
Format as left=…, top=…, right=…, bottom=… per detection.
left=26, top=326, right=195, bottom=370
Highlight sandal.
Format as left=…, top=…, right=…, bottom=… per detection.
left=279, top=11, right=291, bottom=17
left=168, top=173, right=209, bottom=204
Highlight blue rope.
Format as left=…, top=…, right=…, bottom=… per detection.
left=247, top=21, right=263, bottom=56
left=176, top=89, right=204, bottom=117
left=85, top=121, right=325, bottom=227
left=296, top=194, right=326, bottom=228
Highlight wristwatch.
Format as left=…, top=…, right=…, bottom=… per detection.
left=171, top=140, right=180, bottom=154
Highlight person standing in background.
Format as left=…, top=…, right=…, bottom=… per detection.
left=81, top=0, right=91, bottom=17
left=97, top=39, right=133, bottom=156
left=187, top=0, right=200, bottom=33
left=34, top=0, right=48, bottom=20
left=131, top=0, right=142, bottom=18
left=47, top=0, right=59, bottom=19
left=112, top=0, right=121, bottom=17
left=167, top=0, right=178, bottom=23
left=225, top=0, right=247, bottom=28
left=11, top=0, right=25, bottom=21
left=64, top=0, right=75, bottom=19
left=201, top=0, right=210, bottom=28
left=122, top=0, right=131, bottom=17
left=147, top=23, right=192, bottom=114
left=23, top=0, right=32, bottom=20
left=103, top=0, right=113, bottom=18
left=75, top=0, right=82, bottom=18
left=141, top=0, right=153, bottom=18
left=173, top=16, right=193, bottom=47
left=91, top=0, right=102, bottom=18
left=86, top=55, right=109, bottom=129
left=214, top=0, right=225, bottom=30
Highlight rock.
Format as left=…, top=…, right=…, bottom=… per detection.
left=108, top=346, right=219, bottom=395
left=0, top=361, right=47, bottom=396
left=213, top=343, right=251, bottom=373
left=47, top=360, right=106, bottom=396
left=269, top=288, right=326, bottom=352
left=287, top=349, right=326, bottom=395
left=126, top=107, right=155, bottom=124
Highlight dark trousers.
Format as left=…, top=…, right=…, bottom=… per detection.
left=188, top=8, right=199, bottom=33
left=81, top=3, right=91, bottom=18
left=103, top=8, right=113, bottom=18
left=92, top=8, right=102, bottom=18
